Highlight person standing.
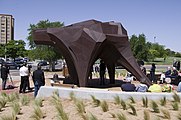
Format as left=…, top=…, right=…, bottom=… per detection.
left=150, top=63, right=156, bottom=83
left=1, top=63, right=9, bottom=90
left=176, top=60, right=180, bottom=71
left=99, top=60, right=106, bottom=85
left=19, top=63, right=29, bottom=93
left=32, top=65, right=45, bottom=97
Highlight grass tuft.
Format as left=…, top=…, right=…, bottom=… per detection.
left=120, top=99, right=127, bottom=110
left=172, top=102, right=179, bottom=111
left=128, top=104, right=137, bottom=116
left=100, top=100, right=109, bottom=112
left=89, top=113, right=98, bottom=120
left=55, top=101, right=69, bottom=120
left=177, top=112, right=181, bottom=120
left=173, top=92, right=180, bottom=103
left=30, top=106, right=44, bottom=120
left=34, top=98, right=44, bottom=107
left=0, top=97, right=7, bottom=109
left=53, top=90, right=59, bottom=97
left=142, top=97, right=148, bottom=108
left=0, top=112, right=16, bottom=120
left=11, top=102, right=21, bottom=115
left=7, top=92, right=19, bottom=102
left=110, top=112, right=116, bottom=118
left=114, top=95, right=121, bottom=105
left=151, top=101, right=160, bottom=113
left=161, top=109, right=170, bottom=119
left=0, top=92, right=7, bottom=98
left=75, top=99, right=86, bottom=114
left=51, top=92, right=61, bottom=106
left=160, top=97, right=166, bottom=106
left=69, top=92, right=75, bottom=101
left=116, top=112, right=127, bottom=120
left=20, top=95, right=30, bottom=106
left=129, top=96, right=136, bottom=104
left=144, top=110, right=150, bottom=120
left=90, top=95, right=100, bottom=107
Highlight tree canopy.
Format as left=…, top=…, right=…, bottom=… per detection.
left=129, top=34, right=173, bottom=61
left=27, top=19, right=64, bottom=71
left=6, top=40, right=26, bottom=60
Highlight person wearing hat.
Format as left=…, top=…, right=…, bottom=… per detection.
left=121, top=76, right=136, bottom=92
left=32, top=65, right=45, bottom=97
left=19, top=62, right=29, bottom=93
left=1, top=63, right=9, bottom=90
left=162, top=78, right=173, bottom=92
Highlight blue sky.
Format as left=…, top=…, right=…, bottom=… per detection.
left=0, top=0, right=181, bottom=52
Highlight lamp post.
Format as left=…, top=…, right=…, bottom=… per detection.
left=154, top=36, right=156, bottom=43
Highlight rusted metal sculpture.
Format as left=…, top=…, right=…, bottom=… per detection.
left=33, top=20, right=151, bottom=87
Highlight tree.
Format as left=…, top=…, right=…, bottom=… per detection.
left=129, top=34, right=149, bottom=61
left=27, top=19, right=64, bottom=71
left=5, top=40, right=26, bottom=60
left=0, top=44, right=5, bottom=57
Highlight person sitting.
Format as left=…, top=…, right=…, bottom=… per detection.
left=148, top=81, right=162, bottom=92
left=177, top=81, right=181, bottom=92
left=121, top=76, right=135, bottom=92
left=165, top=67, right=171, bottom=78
left=171, top=67, right=178, bottom=78
left=160, top=71, right=165, bottom=84
left=162, top=78, right=173, bottom=92
left=135, top=83, right=148, bottom=92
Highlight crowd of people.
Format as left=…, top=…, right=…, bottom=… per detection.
left=1, top=59, right=181, bottom=96
left=1, top=62, right=45, bottom=97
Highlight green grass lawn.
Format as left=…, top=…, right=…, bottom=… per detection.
left=145, top=56, right=181, bottom=65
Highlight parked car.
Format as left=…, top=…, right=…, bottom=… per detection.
left=38, top=61, right=48, bottom=66
left=5, top=61, right=18, bottom=69
left=15, top=58, right=24, bottom=68
left=0, top=58, right=4, bottom=64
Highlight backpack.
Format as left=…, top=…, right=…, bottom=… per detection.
left=6, top=85, right=14, bottom=89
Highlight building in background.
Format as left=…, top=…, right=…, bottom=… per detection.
left=0, top=14, right=14, bottom=44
